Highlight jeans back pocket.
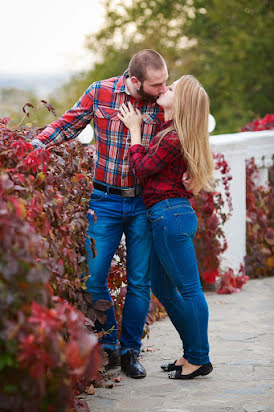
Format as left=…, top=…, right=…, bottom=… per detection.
left=173, top=207, right=197, bottom=238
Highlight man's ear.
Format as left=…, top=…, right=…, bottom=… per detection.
left=130, top=76, right=141, bottom=90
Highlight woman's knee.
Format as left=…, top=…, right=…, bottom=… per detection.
left=151, top=285, right=176, bottom=305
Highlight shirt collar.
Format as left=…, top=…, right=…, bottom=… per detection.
left=115, top=70, right=130, bottom=94
left=159, top=119, right=174, bottom=131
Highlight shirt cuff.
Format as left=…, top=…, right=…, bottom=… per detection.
left=31, top=138, right=47, bottom=148
left=129, top=144, right=146, bottom=154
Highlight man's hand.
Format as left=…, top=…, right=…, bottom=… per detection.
left=118, top=102, right=142, bottom=131
left=182, top=171, right=191, bottom=190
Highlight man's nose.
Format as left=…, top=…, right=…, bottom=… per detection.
left=159, top=85, right=168, bottom=94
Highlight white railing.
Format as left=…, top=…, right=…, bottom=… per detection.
left=210, top=130, right=274, bottom=272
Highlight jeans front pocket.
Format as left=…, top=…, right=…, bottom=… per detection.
left=89, top=189, right=106, bottom=203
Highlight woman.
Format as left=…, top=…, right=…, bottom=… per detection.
left=117, top=75, right=214, bottom=380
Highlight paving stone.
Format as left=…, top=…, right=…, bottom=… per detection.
left=87, top=278, right=274, bottom=412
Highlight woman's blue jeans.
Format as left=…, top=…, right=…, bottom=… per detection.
left=84, top=187, right=152, bottom=354
left=148, top=197, right=210, bottom=365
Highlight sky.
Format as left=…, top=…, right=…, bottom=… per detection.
left=0, top=0, right=105, bottom=75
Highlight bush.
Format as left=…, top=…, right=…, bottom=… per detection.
left=192, top=153, right=232, bottom=286
left=241, top=114, right=274, bottom=132
left=0, top=114, right=104, bottom=411
left=245, top=159, right=273, bottom=277
left=242, top=113, right=274, bottom=277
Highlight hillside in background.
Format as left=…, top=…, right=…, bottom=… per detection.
left=0, top=73, right=71, bottom=97
left=0, top=72, right=72, bottom=124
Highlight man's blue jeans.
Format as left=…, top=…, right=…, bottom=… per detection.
left=147, top=198, right=210, bottom=365
left=85, top=186, right=152, bottom=354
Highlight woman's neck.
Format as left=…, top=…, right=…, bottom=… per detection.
left=164, top=109, right=173, bottom=122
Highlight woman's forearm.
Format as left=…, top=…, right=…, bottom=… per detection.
left=129, top=127, right=142, bottom=146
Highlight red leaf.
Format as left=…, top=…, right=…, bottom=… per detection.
left=40, top=100, right=57, bottom=116
left=93, top=300, right=113, bottom=311
left=202, top=269, right=219, bottom=284
left=22, top=102, right=34, bottom=117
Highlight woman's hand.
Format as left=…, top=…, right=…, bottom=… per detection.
left=118, top=101, right=142, bottom=146
left=118, top=102, right=142, bottom=131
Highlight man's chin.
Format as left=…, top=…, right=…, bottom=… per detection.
left=136, top=87, right=159, bottom=102
left=140, top=94, right=158, bottom=103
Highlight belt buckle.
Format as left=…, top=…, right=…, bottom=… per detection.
left=121, top=187, right=136, bottom=197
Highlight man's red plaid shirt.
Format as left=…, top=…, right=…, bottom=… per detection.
left=33, top=71, right=164, bottom=188
left=129, top=120, right=193, bottom=209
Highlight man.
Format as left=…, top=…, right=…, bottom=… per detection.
left=32, top=50, right=168, bottom=378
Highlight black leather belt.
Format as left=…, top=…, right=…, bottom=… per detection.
left=93, top=181, right=142, bottom=198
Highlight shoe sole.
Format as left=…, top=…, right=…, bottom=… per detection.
left=121, top=368, right=146, bottom=379
left=124, top=373, right=146, bottom=379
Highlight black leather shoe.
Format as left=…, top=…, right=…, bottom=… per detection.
left=104, top=348, right=120, bottom=370
left=120, top=350, right=146, bottom=378
left=161, top=360, right=182, bottom=372
left=168, top=362, right=213, bottom=380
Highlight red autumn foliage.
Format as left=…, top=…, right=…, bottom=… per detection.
left=245, top=159, right=274, bottom=277
left=241, top=113, right=274, bottom=132
left=191, top=153, right=233, bottom=288
left=202, top=269, right=219, bottom=285
left=242, top=114, right=274, bottom=278
left=0, top=114, right=104, bottom=411
left=217, top=265, right=249, bottom=294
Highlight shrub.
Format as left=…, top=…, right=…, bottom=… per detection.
left=241, top=114, right=274, bottom=132
left=241, top=114, right=274, bottom=278
left=192, top=152, right=249, bottom=293
left=192, top=153, right=233, bottom=287
left=0, top=113, right=106, bottom=411
left=245, top=159, right=273, bottom=278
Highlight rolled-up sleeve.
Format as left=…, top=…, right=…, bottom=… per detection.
left=32, top=84, right=96, bottom=147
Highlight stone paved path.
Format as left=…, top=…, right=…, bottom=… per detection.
left=86, top=278, right=274, bottom=412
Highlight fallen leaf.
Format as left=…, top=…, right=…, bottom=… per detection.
left=84, top=384, right=95, bottom=395
left=103, top=382, right=114, bottom=389
left=112, top=376, right=123, bottom=383
left=215, top=301, right=228, bottom=304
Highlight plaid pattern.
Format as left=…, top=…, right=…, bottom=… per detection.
left=35, top=71, right=164, bottom=188
left=129, top=120, right=193, bottom=209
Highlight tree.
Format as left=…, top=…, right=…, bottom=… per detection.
left=75, top=0, right=274, bottom=133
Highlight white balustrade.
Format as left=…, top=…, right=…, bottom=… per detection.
left=210, top=130, right=274, bottom=272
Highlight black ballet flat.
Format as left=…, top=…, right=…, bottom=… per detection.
left=160, top=360, right=182, bottom=372
left=168, top=362, right=213, bottom=380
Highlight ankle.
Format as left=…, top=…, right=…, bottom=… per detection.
left=175, top=357, right=187, bottom=366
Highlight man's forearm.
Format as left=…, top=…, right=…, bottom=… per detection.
left=32, top=84, right=95, bottom=148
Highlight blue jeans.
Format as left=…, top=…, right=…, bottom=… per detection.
left=148, top=197, right=210, bottom=365
left=85, top=186, right=152, bottom=354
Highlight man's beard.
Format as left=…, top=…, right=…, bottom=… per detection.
left=137, top=83, right=158, bottom=102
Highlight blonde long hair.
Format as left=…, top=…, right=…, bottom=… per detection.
left=158, top=75, right=214, bottom=194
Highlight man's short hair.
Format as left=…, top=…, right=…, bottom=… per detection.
left=128, top=49, right=166, bottom=82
